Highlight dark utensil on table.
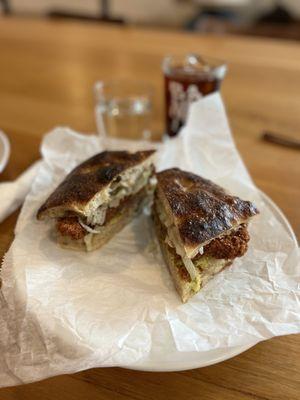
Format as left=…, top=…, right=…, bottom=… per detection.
left=262, top=131, right=300, bottom=150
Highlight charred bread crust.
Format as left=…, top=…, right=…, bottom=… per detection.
left=156, top=168, right=259, bottom=249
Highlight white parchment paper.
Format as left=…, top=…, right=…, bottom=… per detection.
left=0, top=94, right=299, bottom=386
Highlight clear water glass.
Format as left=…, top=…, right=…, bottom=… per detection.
left=94, top=80, right=153, bottom=141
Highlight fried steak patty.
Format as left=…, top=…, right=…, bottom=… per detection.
left=193, top=224, right=249, bottom=260
left=57, top=186, right=148, bottom=240
left=153, top=205, right=249, bottom=282
left=57, top=216, right=85, bottom=240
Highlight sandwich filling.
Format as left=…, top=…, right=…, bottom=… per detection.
left=153, top=200, right=250, bottom=291
left=56, top=165, right=156, bottom=242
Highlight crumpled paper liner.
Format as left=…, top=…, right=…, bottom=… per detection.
left=0, top=93, right=299, bottom=386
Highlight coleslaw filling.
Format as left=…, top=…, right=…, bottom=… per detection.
left=155, top=200, right=198, bottom=281
left=85, top=167, right=153, bottom=227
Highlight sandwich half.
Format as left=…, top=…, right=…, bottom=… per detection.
left=37, top=150, right=156, bottom=251
left=153, top=168, right=259, bottom=302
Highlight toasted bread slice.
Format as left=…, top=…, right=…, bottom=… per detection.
left=37, top=150, right=155, bottom=221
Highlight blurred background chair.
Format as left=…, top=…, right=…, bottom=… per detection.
left=187, top=0, right=300, bottom=39
left=0, top=0, right=11, bottom=14
left=48, top=0, right=124, bottom=24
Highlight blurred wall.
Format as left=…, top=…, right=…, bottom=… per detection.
left=110, top=0, right=197, bottom=26
left=8, top=0, right=300, bottom=25
left=10, top=0, right=99, bottom=15
left=10, top=0, right=197, bottom=27
left=250, top=0, right=300, bottom=18
left=282, top=0, right=300, bottom=17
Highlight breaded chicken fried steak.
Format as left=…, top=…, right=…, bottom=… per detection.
left=152, top=168, right=259, bottom=302
left=37, top=150, right=156, bottom=251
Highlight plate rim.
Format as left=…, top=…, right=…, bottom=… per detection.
left=0, top=130, right=10, bottom=173
left=122, top=189, right=298, bottom=372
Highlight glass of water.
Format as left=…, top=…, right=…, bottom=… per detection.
left=94, top=80, right=153, bottom=141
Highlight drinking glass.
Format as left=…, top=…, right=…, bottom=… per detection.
left=94, top=80, right=153, bottom=141
left=162, top=53, right=227, bottom=137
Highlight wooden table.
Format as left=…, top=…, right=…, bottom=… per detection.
left=0, top=17, right=299, bottom=400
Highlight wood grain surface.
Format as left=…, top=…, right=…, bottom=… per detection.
left=0, top=17, right=299, bottom=400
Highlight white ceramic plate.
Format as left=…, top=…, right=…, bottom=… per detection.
left=124, top=191, right=298, bottom=372
left=0, top=130, right=10, bottom=173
